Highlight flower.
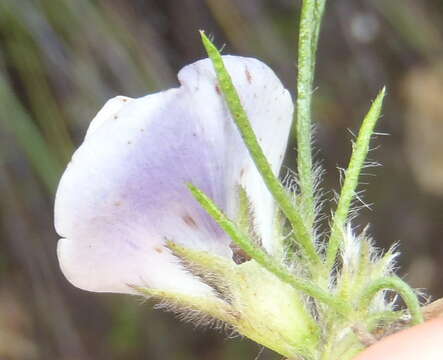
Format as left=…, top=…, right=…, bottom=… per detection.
left=54, top=55, right=325, bottom=358
left=55, top=55, right=293, bottom=296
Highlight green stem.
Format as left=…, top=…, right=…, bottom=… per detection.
left=295, top=0, right=327, bottom=228
left=200, top=32, right=321, bottom=267
left=312, top=1, right=327, bottom=65
left=326, top=88, right=386, bottom=270
left=359, top=276, right=423, bottom=325
left=188, top=183, right=346, bottom=312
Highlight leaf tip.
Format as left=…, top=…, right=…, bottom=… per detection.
left=377, top=86, right=387, bottom=103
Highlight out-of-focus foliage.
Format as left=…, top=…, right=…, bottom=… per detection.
left=0, top=0, right=442, bottom=359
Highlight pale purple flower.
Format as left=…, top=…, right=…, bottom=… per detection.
left=55, top=56, right=293, bottom=297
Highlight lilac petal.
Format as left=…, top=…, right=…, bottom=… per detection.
left=84, top=96, right=133, bottom=140
left=179, top=56, right=293, bottom=252
left=55, top=56, right=293, bottom=295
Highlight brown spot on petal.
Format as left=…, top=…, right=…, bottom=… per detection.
left=154, top=246, right=163, bottom=254
left=240, top=168, right=246, bottom=178
left=113, top=201, right=122, bottom=207
left=182, top=214, right=198, bottom=229
left=215, top=84, right=221, bottom=95
left=245, top=67, right=252, bottom=84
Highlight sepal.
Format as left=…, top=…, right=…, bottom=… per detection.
left=166, top=240, right=320, bottom=359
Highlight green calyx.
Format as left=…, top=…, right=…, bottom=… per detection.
left=140, top=242, right=320, bottom=359
left=232, top=260, right=320, bottom=358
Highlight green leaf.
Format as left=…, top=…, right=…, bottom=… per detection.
left=326, top=88, right=386, bottom=269
left=200, top=31, right=321, bottom=267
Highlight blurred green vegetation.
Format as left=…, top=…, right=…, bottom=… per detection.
left=0, top=1, right=442, bottom=359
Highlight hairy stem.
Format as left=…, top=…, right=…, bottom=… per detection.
left=359, top=276, right=423, bottom=325
left=295, top=0, right=327, bottom=228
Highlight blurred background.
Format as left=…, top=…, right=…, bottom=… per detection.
left=0, top=0, right=442, bottom=359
